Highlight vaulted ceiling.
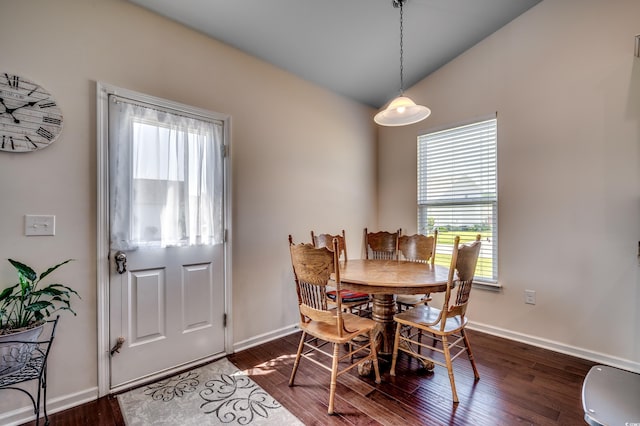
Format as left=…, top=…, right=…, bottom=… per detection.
left=128, top=0, right=542, bottom=108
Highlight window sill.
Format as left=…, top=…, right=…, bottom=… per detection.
left=472, top=280, right=502, bottom=292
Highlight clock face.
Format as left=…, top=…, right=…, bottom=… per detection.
left=0, top=72, right=63, bottom=152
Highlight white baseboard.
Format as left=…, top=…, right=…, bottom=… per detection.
left=233, top=323, right=299, bottom=353
left=4, top=321, right=637, bottom=425
left=468, top=321, right=640, bottom=374
left=2, top=325, right=298, bottom=425
left=235, top=321, right=640, bottom=374
left=0, top=386, right=97, bottom=426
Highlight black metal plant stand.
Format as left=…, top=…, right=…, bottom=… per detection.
left=0, top=316, right=59, bottom=426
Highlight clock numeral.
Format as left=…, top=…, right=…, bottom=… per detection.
left=25, top=136, right=37, bottom=149
left=37, top=127, right=54, bottom=141
left=0, top=135, right=14, bottom=150
left=39, top=101, right=57, bottom=109
left=5, top=73, right=19, bottom=89
left=43, top=116, right=61, bottom=126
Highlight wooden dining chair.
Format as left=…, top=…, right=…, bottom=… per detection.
left=311, top=230, right=371, bottom=317
left=288, top=235, right=381, bottom=415
left=311, top=230, right=347, bottom=260
left=395, top=231, right=438, bottom=312
left=364, top=228, right=400, bottom=260
left=390, top=234, right=482, bottom=404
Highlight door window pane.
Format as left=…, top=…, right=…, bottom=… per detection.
left=109, top=98, right=224, bottom=249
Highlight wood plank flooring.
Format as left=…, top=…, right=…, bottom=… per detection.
left=27, top=329, right=595, bottom=425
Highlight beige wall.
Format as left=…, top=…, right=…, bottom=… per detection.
left=0, top=0, right=377, bottom=419
left=379, top=0, right=640, bottom=368
left=3, top=0, right=639, bottom=420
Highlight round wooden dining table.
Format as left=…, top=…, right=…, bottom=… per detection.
left=337, top=259, right=451, bottom=357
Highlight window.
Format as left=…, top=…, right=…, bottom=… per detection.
left=417, top=117, right=498, bottom=284
left=109, top=97, right=225, bottom=250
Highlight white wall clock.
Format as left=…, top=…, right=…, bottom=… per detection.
left=0, top=72, right=63, bottom=152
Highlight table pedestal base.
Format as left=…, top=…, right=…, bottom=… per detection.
left=371, top=294, right=397, bottom=356
left=356, top=294, right=434, bottom=376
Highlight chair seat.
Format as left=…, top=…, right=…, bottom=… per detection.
left=327, top=289, right=370, bottom=303
left=394, top=304, right=467, bottom=334
left=299, top=312, right=376, bottom=344
left=395, top=294, right=425, bottom=305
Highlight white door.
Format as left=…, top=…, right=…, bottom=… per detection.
left=107, top=93, right=227, bottom=389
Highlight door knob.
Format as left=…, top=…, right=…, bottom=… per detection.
left=114, top=251, right=127, bottom=274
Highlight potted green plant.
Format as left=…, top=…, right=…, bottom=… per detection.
left=0, top=258, right=79, bottom=377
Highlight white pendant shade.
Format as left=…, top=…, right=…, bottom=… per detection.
left=374, top=96, right=431, bottom=127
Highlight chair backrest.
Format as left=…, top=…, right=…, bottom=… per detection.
left=364, top=228, right=400, bottom=260
left=289, top=235, right=346, bottom=336
left=311, top=230, right=347, bottom=261
left=397, top=230, right=438, bottom=266
left=439, top=234, right=482, bottom=330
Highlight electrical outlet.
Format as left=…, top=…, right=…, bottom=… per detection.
left=524, top=289, right=536, bottom=305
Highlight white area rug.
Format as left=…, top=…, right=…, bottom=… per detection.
left=117, top=358, right=303, bottom=425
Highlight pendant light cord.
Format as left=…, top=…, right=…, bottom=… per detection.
left=375, top=0, right=431, bottom=126
left=399, top=0, right=404, bottom=95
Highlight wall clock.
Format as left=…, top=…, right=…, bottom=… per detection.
left=0, top=72, right=63, bottom=152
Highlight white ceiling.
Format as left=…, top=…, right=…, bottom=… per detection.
left=128, top=0, right=541, bottom=108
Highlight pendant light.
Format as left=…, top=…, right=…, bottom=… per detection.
left=374, top=0, right=431, bottom=126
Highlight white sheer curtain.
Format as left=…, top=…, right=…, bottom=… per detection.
left=109, top=97, right=224, bottom=250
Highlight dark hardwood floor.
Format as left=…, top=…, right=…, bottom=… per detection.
left=29, top=329, right=594, bottom=425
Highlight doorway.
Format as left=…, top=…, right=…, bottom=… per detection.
left=96, top=83, right=232, bottom=394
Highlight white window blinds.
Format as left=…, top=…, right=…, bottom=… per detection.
left=418, top=117, right=498, bottom=284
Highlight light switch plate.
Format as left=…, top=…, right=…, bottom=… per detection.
left=25, top=215, right=55, bottom=236
left=524, top=289, right=536, bottom=305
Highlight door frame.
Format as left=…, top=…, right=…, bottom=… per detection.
left=95, top=82, right=233, bottom=396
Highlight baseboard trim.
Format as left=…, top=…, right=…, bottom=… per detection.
left=2, top=325, right=300, bottom=425
left=233, top=323, right=299, bottom=353
left=0, top=386, right=97, bottom=426
left=4, top=321, right=638, bottom=424
left=468, top=321, right=640, bottom=374
left=234, top=321, right=640, bottom=373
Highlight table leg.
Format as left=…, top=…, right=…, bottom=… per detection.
left=371, top=293, right=397, bottom=356
left=357, top=294, right=396, bottom=376
left=397, top=325, right=435, bottom=371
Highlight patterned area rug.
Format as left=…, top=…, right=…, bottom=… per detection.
left=117, top=358, right=303, bottom=425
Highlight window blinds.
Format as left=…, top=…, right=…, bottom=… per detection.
left=418, top=117, right=498, bottom=284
